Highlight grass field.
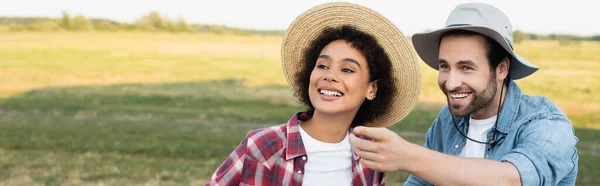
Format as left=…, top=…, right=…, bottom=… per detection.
left=0, top=32, right=599, bottom=185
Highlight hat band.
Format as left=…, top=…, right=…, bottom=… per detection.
left=446, top=23, right=471, bottom=27
left=443, top=24, right=514, bottom=50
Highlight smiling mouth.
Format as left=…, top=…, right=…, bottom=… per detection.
left=319, top=89, right=344, bottom=97
left=449, top=93, right=470, bottom=99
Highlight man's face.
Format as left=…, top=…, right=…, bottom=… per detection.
left=437, top=35, right=499, bottom=118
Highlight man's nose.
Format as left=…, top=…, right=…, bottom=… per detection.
left=445, top=72, right=461, bottom=91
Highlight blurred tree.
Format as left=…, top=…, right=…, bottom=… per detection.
left=95, top=20, right=115, bottom=31
left=528, top=33, right=537, bottom=40
left=8, top=24, right=27, bottom=31
left=71, top=15, right=93, bottom=31
left=535, top=34, right=549, bottom=40
left=59, top=10, right=71, bottom=30
left=135, top=11, right=194, bottom=33
left=233, top=29, right=251, bottom=36
left=164, top=19, right=175, bottom=32
left=513, top=30, right=525, bottom=44
left=117, top=23, right=136, bottom=31
left=174, top=17, right=194, bottom=32
left=137, top=11, right=166, bottom=31
left=210, top=25, right=226, bottom=35
left=26, top=21, right=60, bottom=31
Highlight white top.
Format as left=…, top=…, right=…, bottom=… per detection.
left=299, top=124, right=353, bottom=186
left=458, top=115, right=497, bottom=158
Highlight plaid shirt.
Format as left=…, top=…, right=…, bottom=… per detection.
left=206, top=112, right=385, bottom=186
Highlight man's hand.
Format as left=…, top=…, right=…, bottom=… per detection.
left=350, top=126, right=522, bottom=186
left=349, top=126, right=417, bottom=172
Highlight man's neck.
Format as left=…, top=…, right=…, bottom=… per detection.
left=300, top=110, right=354, bottom=143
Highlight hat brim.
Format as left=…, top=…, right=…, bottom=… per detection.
left=281, top=2, right=421, bottom=127
left=412, top=25, right=538, bottom=80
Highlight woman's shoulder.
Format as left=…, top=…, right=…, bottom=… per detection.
left=241, top=123, right=289, bottom=152
left=240, top=123, right=289, bottom=163
left=246, top=123, right=288, bottom=139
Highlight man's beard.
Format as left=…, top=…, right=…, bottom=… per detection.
left=446, top=73, right=498, bottom=117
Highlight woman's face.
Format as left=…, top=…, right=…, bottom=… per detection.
left=308, top=40, right=377, bottom=115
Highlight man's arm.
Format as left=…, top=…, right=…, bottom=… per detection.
left=349, top=127, right=520, bottom=186
left=500, top=117, right=578, bottom=186
left=406, top=143, right=521, bottom=186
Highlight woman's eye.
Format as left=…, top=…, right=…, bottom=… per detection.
left=341, top=68, right=355, bottom=73
left=317, top=64, right=328, bottom=69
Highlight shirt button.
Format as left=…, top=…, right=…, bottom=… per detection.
left=297, top=170, right=302, bottom=174
left=302, top=156, right=307, bottom=161
left=454, top=144, right=459, bottom=149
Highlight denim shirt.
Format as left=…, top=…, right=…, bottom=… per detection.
left=405, top=81, right=579, bottom=186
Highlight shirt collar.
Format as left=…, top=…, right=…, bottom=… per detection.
left=285, top=113, right=307, bottom=160
left=284, top=112, right=360, bottom=161
left=495, top=80, right=522, bottom=133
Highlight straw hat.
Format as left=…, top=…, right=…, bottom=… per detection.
left=281, top=2, right=421, bottom=127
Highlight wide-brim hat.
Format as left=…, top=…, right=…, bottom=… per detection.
left=281, top=2, right=421, bottom=127
left=412, top=3, right=539, bottom=80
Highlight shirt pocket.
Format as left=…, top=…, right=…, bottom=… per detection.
left=241, top=156, right=290, bottom=186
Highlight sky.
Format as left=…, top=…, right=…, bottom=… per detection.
left=0, top=0, right=598, bottom=36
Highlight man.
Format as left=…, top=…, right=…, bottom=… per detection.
left=349, top=3, right=578, bottom=186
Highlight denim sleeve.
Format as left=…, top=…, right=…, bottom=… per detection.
left=501, top=116, right=578, bottom=186
left=404, top=118, right=438, bottom=186
left=404, top=175, right=432, bottom=186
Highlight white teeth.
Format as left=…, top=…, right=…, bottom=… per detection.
left=320, top=89, right=342, bottom=97
left=450, top=93, right=469, bottom=99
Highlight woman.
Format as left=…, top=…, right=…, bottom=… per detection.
left=206, top=2, right=420, bottom=186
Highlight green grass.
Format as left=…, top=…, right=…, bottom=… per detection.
left=0, top=80, right=296, bottom=185
left=1, top=79, right=599, bottom=185
left=0, top=32, right=599, bottom=185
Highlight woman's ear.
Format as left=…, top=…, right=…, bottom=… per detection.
left=366, top=80, right=379, bottom=100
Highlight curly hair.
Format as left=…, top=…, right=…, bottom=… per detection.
left=294, top=25, right=394, bottom=127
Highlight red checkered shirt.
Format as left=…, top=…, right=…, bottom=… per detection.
left=206, top=112, right=385, bottom=186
